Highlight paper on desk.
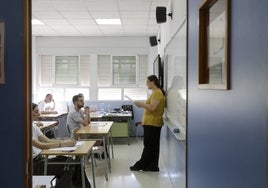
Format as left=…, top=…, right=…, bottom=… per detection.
left=49, top=146, right=77, bottom=152
left=90, top=122, right=107, bottom=126
left=49, top=141, right=84, bottom=152
left=76, top=141, right=84, bottom=146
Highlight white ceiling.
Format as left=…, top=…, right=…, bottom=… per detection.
left=32, top=0, right=169, bottom=37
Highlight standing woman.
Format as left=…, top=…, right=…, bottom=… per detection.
left=130, top=75, right=165, bottom=172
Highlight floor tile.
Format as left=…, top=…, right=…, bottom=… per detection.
left=85, top=139, right=174, bottom=188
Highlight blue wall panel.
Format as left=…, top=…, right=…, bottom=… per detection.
left=0, top=0, right=24, bottom=187
left=188, top=0, right=268, bottom=187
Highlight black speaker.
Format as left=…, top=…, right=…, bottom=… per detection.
left=149, top=36, right=158, bottom=47
left=156, top=7, right=167, bottom=24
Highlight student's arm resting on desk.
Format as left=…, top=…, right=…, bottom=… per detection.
left=33, top=134, right=76, bottom=150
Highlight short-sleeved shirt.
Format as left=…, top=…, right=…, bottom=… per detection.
left=38, top=100, right=54, bottom=112
left=32, top=123, right=43, bottom=158
left=142, top=89, right=165, bottom=127
left=67, top=109, right=84, bottom=137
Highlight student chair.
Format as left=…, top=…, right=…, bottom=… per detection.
left=92, top=145, right=105, bottom=167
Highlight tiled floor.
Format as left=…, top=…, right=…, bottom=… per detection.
left=85, top=138, right=174, bottom=188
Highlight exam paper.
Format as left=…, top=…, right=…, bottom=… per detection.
left=48, top=141, right=84, bottom=151
left=49, top=146, right=77, bottom=151
left=90, top=122, right=107, bottom=126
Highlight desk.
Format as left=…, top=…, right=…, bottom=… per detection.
left=33, top=176, right=54, bottom=188
left=102, top=112, right=132, bottom=145
left=75, top=121, right=113, bottom=181
left=41, top=141, right=96, bottom=188
left=33, top=121, right=58, bottom=136
left=38, top=112, right=68, bottom=138
left=38, top=112, right=68, bottom=120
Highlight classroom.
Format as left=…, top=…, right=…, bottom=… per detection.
left=0, top=0, right=268, bottom=188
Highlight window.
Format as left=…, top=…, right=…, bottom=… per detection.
left=40, top=55, right=53, bottom=86
left=124, top=88, right=147, bottom=100
left=97, top=55, right=111, bottom=86
left=97, top=55, right=148, bottom=100
left=55, top=56, right=79, bottom=85
left=80, top=55, right=90, bottom=86
left=137, top=55, right=148, bottom=86
left=112, top=56, right=136, bottom=85
left=37, top=54, right=148, bottom=101
left=98, top=88, right=122, bottom=100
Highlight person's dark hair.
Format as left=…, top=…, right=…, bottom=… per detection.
left=32, top=103, right=38, bottom=110
left=72, top=94, right=83, bottom=104
left=72, top=95, right=78, bottom=103
left=147, top=75, right=165, bottom=95
left=46, top=93, right=52, bottom=98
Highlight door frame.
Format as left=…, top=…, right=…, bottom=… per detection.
left=23, top=0, right=32, bottom=187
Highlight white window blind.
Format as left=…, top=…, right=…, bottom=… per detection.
left=55, top=56, right=78, bottom=85
left=80, top=55, right=90, bottom=86
left=40, top=55, right=53, bottom=86
left=138, top=55, right=148, bottom=86
left=112, top=56, right=136, bottom=85
left=65, top=88, right=90, bottom=101
left=124, top=88, right=147, bottom=100
left=98, top=88, right=122, bottom=100
left=97, top=55, right=111, bottom=86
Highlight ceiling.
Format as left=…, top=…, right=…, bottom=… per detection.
left=32, top=0, right=169, bottom=37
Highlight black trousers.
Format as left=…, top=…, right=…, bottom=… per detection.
left=134, top=125, right=162, bottom=168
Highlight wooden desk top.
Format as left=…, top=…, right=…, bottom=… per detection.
left=75, top=121, right=113, bottom=135
left=41, top=140, right=95, bottom=156
left=102, top=112, right=132, bottom=117
left=38, top=112, right=68, bottom=118
left=33, top=121, right=58, bottom=131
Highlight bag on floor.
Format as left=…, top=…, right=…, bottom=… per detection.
left=72, top=164, right=91, bottom=188
left=50, top=168, right=73, bottom=188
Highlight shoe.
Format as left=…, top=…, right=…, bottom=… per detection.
left=143, top=167, right=159, bottom=172
left=129, top=165, right=144, bottom=171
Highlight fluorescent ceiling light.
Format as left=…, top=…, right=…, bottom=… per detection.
left=95, top=19, right=121, bottom=25
left=32, top=19, right=44, bottom=25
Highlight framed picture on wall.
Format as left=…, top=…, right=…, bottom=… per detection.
left=198, top=0, right=230, bottom=89
left=0, top=21, right=5, bottom=84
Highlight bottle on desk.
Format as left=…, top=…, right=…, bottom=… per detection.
left=100, top=103, right=105, bottom=113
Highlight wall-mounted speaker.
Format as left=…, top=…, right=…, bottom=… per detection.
left=156, top=6, right=172, bottom=24
left=149, top=36, right=158, bottom=46
left=156, top=7, right=167, bottom=24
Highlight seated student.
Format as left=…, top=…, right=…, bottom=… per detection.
left=32, top=103, right=91, bottom=187
left=67, top=94, right=90, bottom=138
left=67, top=93, right=84, bottom=113
left=38, top=93, right=58, bottom=114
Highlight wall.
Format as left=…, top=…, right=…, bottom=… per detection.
left=188, top=0, right=268, bottom=187
left=0, top=0, right=24, bottom=187
left=34, top=36, right=150, bottom=55
left=32, top=36, right=157, bottom=101
left=158, top=0, right=187, bottom=187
